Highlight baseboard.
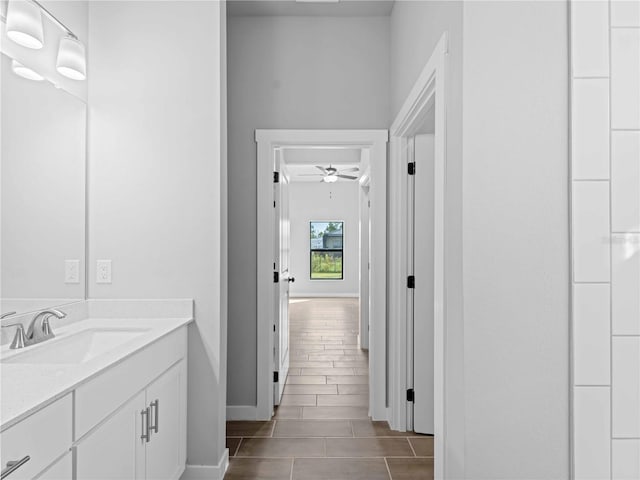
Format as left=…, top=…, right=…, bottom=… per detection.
left=226, top=405, right=258, bottom=420
left=181, top=449, right=229, bottom=480
left=289, top=293, right=359, bottom=298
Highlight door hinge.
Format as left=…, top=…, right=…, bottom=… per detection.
left=273, top=324, right=276, bottom=332
left=407, top=275, right=415, bottom=289
left=408, top=162, right=416, bottom=175
left=273, top=371, right=279, bottom=383
left=407, top=388, right=415, bottom=402
left=274, top=271, right=279, bottom=283
left=273, top=171, right=280, bottom=183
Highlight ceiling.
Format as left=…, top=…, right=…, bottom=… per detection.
left=228, top=0, right=395, bottom=17
left=283, top=148, right=364, bottom=183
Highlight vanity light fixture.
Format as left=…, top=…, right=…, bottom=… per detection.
left=5, top=0, right=44, bottom=49
left=56, top=35, right=86, bottom=80
left=11, top=59, right=44, bottom=81
left=4, top=0, right=87, bottom=81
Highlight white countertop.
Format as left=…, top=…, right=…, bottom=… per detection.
left=1, top=316, right=192, bottom=432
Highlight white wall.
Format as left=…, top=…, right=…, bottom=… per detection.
left=461, top=2, right=569, bottom=478
left=390, top=2, right=465, bottom=476
left=227, top=15, right=389, bottom=407
left=289, top=182, right=359, bottom=297
left=570, top=1, right=640, bottom=477
left=88, top=1, right=227, bottom=468
left=391, top=2, right=570, bottom=478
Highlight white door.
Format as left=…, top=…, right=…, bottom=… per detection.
left=359, top=183, right=370, bottom=350
left=145, top=362, right=185, bottom=480
left=273, top=151, right=291, bottom=405
left=412, top=134, right=435, bottom=435
left=76, top=391, right=146, bottom=479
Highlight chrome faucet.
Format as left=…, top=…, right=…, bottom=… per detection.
left=25, top=309, right=66, bottom=346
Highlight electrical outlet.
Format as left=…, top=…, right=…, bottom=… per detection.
left=96, top=260, right=112, bottom=284
left=65, top=259, right=80, bottom=284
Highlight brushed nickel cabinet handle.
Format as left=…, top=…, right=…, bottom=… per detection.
left=150, top=399, right=159, bottom=434
left=1, top=456, right=30, bottom=479
left=141, top=408, right=150, bottom=442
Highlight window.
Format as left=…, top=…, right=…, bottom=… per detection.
left=310, top=221, right=343, bottom=280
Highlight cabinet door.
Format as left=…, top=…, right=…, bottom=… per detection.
left=76, top=391, right=147, bottom=480
left=145, top=362, right=185, bottom=480
left=35, top=452, right=72, bottom=480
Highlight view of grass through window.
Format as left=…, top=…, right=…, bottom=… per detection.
left=310, top=221, right=343, bottom=280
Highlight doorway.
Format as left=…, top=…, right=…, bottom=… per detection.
left=255, top=130, right=388, bottom=422
left=388, top=32, right=447, bottom=479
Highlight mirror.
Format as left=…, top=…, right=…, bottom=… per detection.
left=1, top=52, right=86, bottom=317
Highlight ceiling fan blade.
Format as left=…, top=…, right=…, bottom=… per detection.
left=298, top=173, right=323, bottom=176
left=337, top=174, right=358, bottom=180
left=315, top=166, right=327, bottom=174
left=341, top=167, right=360, bottom=173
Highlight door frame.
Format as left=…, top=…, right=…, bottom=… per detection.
left=255, top=129, right=388, bottom=421
left=388, top=33, right=447, bottom=480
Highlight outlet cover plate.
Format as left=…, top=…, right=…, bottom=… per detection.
left=96, top=260, right=112, bottom=284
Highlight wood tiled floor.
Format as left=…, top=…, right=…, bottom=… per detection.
left=225, top=298, right=433, bottom=479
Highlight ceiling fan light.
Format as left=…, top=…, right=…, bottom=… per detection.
left=323, top=175, right=338, bottom=183
left=6, top=0, right=44, bottom=49
left=56, top=36, right=87, bottom=80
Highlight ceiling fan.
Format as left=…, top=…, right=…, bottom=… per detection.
left=300, top=165, right=360, bottom=183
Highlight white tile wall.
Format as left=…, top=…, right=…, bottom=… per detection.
left=613, top=439, right=640, bottom=480
left=574, top=387, right=612, bottom=480
left=572, top=79, right=610, bottom=180
left=611, top=0, right=640, bottom=27
left=611, top=132, right=640, bottom=233
left=612, top=234, right=640, bottom=335
left=611, top=29, right=640, bottom=130
left=572, top=0, right=640, bottom=476
left=571, top=0, right=610, bottom=77
left=612, top=337, right=640, bottom=438
left=573, top=182, right=611, bottom=282
left=574, top=284, right=611, bottom=385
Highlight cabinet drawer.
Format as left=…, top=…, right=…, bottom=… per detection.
left=0, top=395, right=72, bottom=480
left=75, top=327, right=187, bottom=439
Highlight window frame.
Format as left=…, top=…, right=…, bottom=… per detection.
left=309, top=221, right=344, bottom=280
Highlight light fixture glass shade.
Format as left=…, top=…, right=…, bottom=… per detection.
left=56, top=36, right=87, bottom=80
left=323, top=175, right=338, bottom=183
left=6, top=0, right=44, bottom=49
left=11, top=59, right=44, bottom=81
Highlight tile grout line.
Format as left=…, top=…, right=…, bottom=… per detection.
left=383, top=457, right=393, bottom=480
left=233, top=437, right=243, bottom=457
left=407, top=438, right=417, bottom=457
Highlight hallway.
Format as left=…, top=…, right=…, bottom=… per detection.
left=225, top=298, right=433, bottom=479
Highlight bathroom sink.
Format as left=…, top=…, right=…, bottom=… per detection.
left=3, top=328, right=149, bottom=365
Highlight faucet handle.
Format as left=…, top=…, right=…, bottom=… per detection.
left=41, top=317, right=54, bottom=336
left=1, top=312, right=17, bottom=319
left=1, top=323, right=27, bottom=349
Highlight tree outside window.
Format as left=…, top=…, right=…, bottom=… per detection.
left=310, top=221, right=343, bottom=280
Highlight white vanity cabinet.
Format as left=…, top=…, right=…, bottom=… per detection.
left=1, top=324, right=188, bottom=480
left=75, top=391, right=147, bottom=479
left=36, top=453, right=73, bottom=479
left=75, top=328, right=188, bottom=480
left=75, top=361, right=186, bottom=480
left=0, top=395, right=72, bottom=480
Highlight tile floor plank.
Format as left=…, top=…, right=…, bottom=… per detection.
left=292, top=458, right=390, bottom=479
